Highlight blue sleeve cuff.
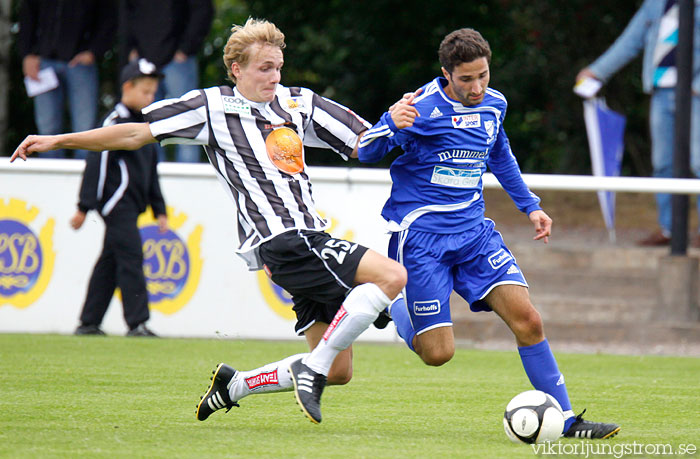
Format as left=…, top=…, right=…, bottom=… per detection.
left=524, top=203, right=542, bottom=215
left=382, top=111, right=399, bottom=133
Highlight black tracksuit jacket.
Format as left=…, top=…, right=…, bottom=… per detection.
left=77, top=103, right=166, bottom=219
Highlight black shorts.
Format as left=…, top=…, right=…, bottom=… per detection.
left=257, top=229, right=369, bottom=334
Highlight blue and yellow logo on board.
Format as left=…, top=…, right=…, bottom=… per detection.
left=257, top=211, right=354, bottom=321
left=137, top=206, right=203, bottom=315
left=0, top=198, right=55, bottom=308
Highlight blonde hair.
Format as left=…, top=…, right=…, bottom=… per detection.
left=223, top=18, right=286, bottom=83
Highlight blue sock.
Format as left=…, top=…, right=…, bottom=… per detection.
left=390, top=297, right=416, bottom=352
left=518, top=339, right=576, bottom=431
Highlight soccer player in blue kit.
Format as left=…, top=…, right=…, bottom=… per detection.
left=358, top=28, right=620, bottom=439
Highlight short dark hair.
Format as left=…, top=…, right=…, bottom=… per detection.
left=438, top=28, right=492, bottom=73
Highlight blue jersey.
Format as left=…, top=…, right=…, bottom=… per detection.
left=358, top=77, right=541, bottom=233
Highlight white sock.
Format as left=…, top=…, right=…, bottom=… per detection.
left=228, top=353, right=308, bottom=402
left=304, top=283, right=391, bottom=375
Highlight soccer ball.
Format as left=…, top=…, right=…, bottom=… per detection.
left=503, top=390, right=565, bottom=444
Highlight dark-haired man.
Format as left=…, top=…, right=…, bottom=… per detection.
left=359, top=28, right=620, bottom=440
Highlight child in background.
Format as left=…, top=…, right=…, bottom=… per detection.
left=72, top=59, right=168, bottom=337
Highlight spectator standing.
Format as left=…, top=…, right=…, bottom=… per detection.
left=124, top=0, right=214, bottom=163
left=577, top=0, right=700, bottom=246
left=18, top=0, right=116, bottom=159
left=71, top=59, right=167, bottom=337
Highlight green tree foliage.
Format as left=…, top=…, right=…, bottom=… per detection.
left=237, top=0, right=647, bottom=173
left=7, top=0, right=649, bottom=176
left=200, top=0, right=249, bottom=87
left=493, top=0, right=649, bottom=175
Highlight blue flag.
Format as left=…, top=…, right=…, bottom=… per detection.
left=583, top=98, right=626, bottom=242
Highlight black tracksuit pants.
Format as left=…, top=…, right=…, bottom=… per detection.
left=79, top=212, right=149, bottom=329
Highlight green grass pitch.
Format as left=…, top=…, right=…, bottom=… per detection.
left=0, top=334, right=697, bottom=458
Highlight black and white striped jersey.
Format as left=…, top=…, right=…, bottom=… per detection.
left=143, top=85, right=370, bottom=267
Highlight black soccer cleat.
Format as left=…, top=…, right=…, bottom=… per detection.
left=373, top=308, right=392, bottom=329
left=563, top=409, right=620, bottom=439
left=196, top=363, right=240, bottom=421
left=74, top=324, right=106, bottom=336
left=126, top=323, right=158, bottom=337
left=289, top=358, right=327, bottom=424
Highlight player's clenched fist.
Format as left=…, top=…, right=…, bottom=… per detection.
left=389, top=88, right=423, bottom=129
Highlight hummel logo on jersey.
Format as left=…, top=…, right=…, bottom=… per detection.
left=452, top=113, right=480, bottom=129
left=506, top=265, right=520, bottom=275
left=430, top=107, right=443, bottom=118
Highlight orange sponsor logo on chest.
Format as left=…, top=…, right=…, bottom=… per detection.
left=265, top=127, right=304, bottom=175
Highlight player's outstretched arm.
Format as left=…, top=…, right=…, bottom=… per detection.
left=529, top=209, right=552, bottom=244
left=10, top=123, right=157, bottom=162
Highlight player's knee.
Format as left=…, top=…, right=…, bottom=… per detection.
left=379, top=261, right=407, bottom=299
left=515, top=307, right=544, bottom=344
left=525, top=308, right=544, bottom=335
left=420, top=347, right=454, bottom=367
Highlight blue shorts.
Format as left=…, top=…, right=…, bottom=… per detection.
left=388, top=219, right=527, bottom=335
